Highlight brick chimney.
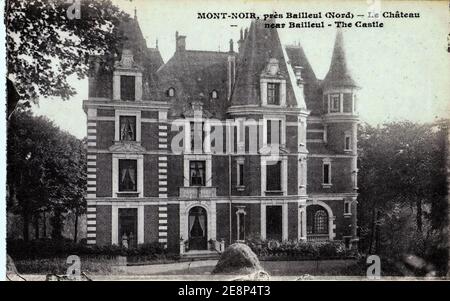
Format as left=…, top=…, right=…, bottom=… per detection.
left=175, top=31, right=186, bottom=52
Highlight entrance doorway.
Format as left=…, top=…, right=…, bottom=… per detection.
left=118, top=208, right=137, bottom=248
left=266, top=205, right=282, bottom=241
left=188, top=206, right=207, bottom=250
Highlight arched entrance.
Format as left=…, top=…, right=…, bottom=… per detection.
left=188, top=206, right=207, bottom=250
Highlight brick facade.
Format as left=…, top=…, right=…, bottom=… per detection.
left=83, top=18, right=360, bottom=253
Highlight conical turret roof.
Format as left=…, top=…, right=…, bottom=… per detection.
left=323, top=30, right=358, bottom=89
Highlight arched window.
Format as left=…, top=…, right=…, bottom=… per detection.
left=307, top=205, right=329, bottom=235
left=211, top=90, right=218, bottom=99
left=167, top=87, right=175, bottom=97
left=314, top=210, right=328, bottom=234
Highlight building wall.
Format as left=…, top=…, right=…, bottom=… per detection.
left=96, top=205, right=112, bottom=246
left=144, top=205, right=159, bottom=243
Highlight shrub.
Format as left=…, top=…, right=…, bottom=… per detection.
left=7, top=239, right=167, bottom=260
left=245, top=238, right=356, bottom=260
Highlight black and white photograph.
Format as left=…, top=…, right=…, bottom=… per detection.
left=2, top=0, right=449, bottom=286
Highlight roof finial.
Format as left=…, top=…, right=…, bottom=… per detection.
left=134, top=7, right=137, bottom=20
left=156, top=39, right=158, bottom=49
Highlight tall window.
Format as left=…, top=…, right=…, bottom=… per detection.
left=344, top=135, right=351, bottom=150
left=211, top=90, right=218, bottom=99
left=266, top=120, right=282, bottom=145
left=236, top=207, right=246, bottom=241
left=267, top=83, right=280, bottom=105
left=120, top=75, right=135, bottom=101
left=119, top=160, right=137, bottom=191
left=330, top=94, right=340, bottom=113
left=344, top=201, right=351, bottom=215
left=237, top=162, right=244, bottom=187
left=190, top=122, right=205, bottom=152
left=314, top=210, right=328, bottom=234
left=190, top=161, right=205, bottom=186
left=266, top=161, right=281, bottom=191
left=307, top=205, right=329, bottom=235
left=119, top=116, right=136, bottom=141
left=323, top=162, right=331, bottom=185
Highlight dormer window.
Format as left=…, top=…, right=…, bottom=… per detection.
left=120, top=75, right=136, bottom=101
left=211, top=90, right=218, bottom=99
left=167, top=87, right=175, bottom=97
left=267, top=83, right=280, bottom=105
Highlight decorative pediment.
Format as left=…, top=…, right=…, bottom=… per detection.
left=114, top=49, right=141, bottom=70
left=109, top=142, right=146, bottom=153
left=260, top=58, right=286, bottom=79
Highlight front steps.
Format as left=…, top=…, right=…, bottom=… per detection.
left=181, top=250, right=221, bottom=261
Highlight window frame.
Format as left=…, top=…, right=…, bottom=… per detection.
left=189, top=160, right=206, bottom=187
left=167, top=87, right=175, bottom=97
left=120, top=75, right=136, bottom=101
left=236, top=158, right=245, bottom=188
left=322, top=159, right=332, bottom=187
left=115, top=110, right=141, bottom=143
left=267, top=82, right=280, bottom=105
left=119, top=115, right=137, bottom=142
left=329, top=94, right=341, bottom=113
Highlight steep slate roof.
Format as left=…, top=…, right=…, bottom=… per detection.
left=285, top=45, right=323, bottom=115
left=230, top=19, right=299, bottom=108
left=118, top=16, right=164, bottom=100
left=154, top=48, right=232, bottom=118
left=322, top=30, right=358, bottom=89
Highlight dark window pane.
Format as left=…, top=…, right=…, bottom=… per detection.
left=119, top=160, right=137, bottom=191
left=323, top=163, right=330, bottom=184
left=238, top=163, right=244, bottom=186
left=120, top=75, right=135, bottom=101
left=266, top=161, right=281, bottom=191
left=119, top=116, right=136, bottom=141
left=190, top=160, right=205, bottom=186
left=307, top=205, right=329, bottom=235
left=119, top=208, right=137, bottom=248
left=266, top=206, right=282, bottom=240
left=267, top=83, right=280, bottom=105
left=345, top=136, right=351, bottom=150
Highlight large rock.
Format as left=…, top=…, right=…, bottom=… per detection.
left=212, top=243, right=264, bottom=274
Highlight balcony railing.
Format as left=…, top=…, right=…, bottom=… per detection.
left=306, top=234, right=329, bottom=242
left=179, top=186, right=217, bottom=199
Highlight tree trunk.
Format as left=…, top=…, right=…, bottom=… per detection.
left=74, top=209, right=79, bottom=243
left=43, top=212, right=47, bottom=238
left=51, top=208, right=64, bottom=240
left=22, top=209, right=29, bottom=242
left=416, top=199, right=423, bottom=233
left=34, top=214, right=39, bottom=239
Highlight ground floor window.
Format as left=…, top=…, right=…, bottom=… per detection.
left=118, top=208, right=137, bottom=248
left=235, top=206, right=246, bottom=241
left=307, top=205, right=329, bottom=235
left=266, top=205, right=282, bottom=240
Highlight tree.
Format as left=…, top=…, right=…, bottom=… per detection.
left=357, top=121, right=448, bottom=274
left=7, top=110, right=87, bottom=241
left=6, top=0, right=128, bottom=114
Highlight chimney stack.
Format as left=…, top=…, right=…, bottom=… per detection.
left=237, top=28, right=244, bottom=53
left=175, top=31, right=186, bottom=52
left=229, top=39, right=234, bottom=53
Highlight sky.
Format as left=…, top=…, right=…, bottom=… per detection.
left=32, top=0, right=449, bottom=139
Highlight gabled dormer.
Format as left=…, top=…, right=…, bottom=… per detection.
left=113, top=49, right=143, bottom=102
left=260, top=58, right=287, bottom=107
